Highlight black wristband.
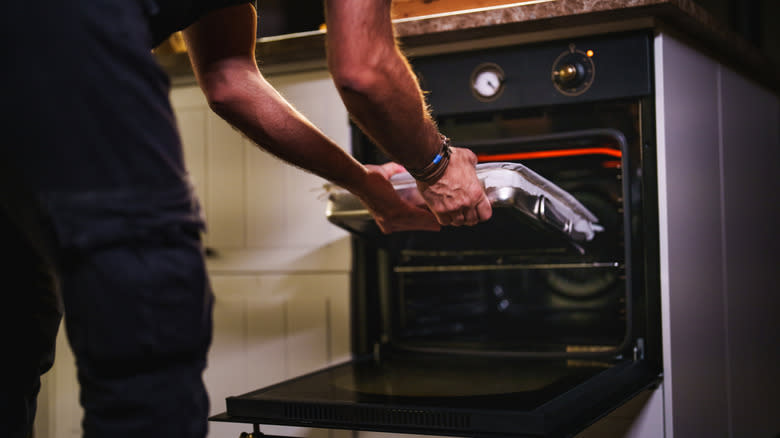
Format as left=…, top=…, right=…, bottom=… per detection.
left=407, top=135, right=452, bottom=184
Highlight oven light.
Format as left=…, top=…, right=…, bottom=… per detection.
left=477, top=147, right=622, bottom=162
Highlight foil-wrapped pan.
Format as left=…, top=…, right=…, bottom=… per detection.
left=325, top=161, right=604, bottom=244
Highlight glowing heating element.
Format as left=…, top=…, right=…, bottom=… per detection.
left=477, top=147, right=622, bottom=162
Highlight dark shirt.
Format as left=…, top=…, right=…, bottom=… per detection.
left=1, top=0, right=252, bottom=251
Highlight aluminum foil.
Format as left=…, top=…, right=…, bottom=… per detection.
left=325, top=162, right=604, bottom=243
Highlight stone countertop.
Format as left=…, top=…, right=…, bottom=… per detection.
left=160, top=0, right=779, bottom=93
left=395, top=0, right=721, bottom=37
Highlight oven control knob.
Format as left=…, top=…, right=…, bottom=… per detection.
left=551, top=45, right=595, bottom=96
left=553, top=63, right=585, bottom=88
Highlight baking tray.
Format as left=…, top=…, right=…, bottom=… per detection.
left=325, top=162, right=603, bottom=250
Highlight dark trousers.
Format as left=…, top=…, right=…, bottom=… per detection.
left=0, top=209, right=214, bottom=438
left=0, top=209, right=61, bottom=438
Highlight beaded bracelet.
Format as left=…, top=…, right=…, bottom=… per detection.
left=407, top=135, right=452, bottom=184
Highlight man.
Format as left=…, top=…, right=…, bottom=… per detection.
left=0, top=1, right=491, bottom=437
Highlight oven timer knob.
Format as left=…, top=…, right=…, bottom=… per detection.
left=551, top=44, right=595, bottom=96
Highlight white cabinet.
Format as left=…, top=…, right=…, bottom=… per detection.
left=655, top=33, right=780, bottom=438
left=205, top=272, right=351, bottom=438
left=577, top=30, right=780, bottom=438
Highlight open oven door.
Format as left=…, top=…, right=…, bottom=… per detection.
left=211, top=350, right=660, bottom=437
left=211, top=129, right=661, bottom=437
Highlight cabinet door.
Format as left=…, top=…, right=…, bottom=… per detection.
left=655, top=33, right=780, bottom=437
left=207, top=273, right=351, bottom=438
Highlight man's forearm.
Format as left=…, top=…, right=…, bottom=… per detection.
left=325, top=0, right=492, bottom=227
left=325, top=0, right=442, bottom=170
left=182, top=5, right=370, bottom=195
left=203, top=62, right=371, bottom=194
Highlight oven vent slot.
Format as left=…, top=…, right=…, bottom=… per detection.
left=282, top=403, right=471, bottom=429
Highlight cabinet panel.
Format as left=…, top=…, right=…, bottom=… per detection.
left=285, top=285, right=330, bottom=377
left=718, top=66, right=780, bottom=437
left=175, top=107, right=208, bottom=205
left=205, top=275, right=253, bottom=414
left=655, top=33, right=780, bottom=438
left=326, top=281, right=352, bottom=365
left=205, top=272, right=350, bottom=438
left=245, top=281, right=288, bottom=388
left=654, top=34, right=729, bottom=437
left=245, top=146, right=289, bottom=248
left=206, top=111, right=248, bottom=248
left=255, top=273, right=351, bottom=377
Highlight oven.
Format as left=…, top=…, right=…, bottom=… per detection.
left=213, top=30, right=662, bottom=437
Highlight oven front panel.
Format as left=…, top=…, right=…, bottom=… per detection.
left=410, top=31, right=652, bottom=115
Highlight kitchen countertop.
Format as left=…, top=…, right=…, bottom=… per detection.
left=159, top=0, right=779, bottom=93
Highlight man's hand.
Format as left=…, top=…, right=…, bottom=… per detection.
left=360, top=163, right=441, bottom=234
left=416, top=147, right=492, bottom=226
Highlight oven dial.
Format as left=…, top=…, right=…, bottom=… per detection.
left=553, top=63, right=585, bottom=87
left=551, top=44, right=595, bottom=96
left=470, top=63, right=505, bottom=101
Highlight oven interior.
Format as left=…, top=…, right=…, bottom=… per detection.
left=366, top=126, right=633, bottom=359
